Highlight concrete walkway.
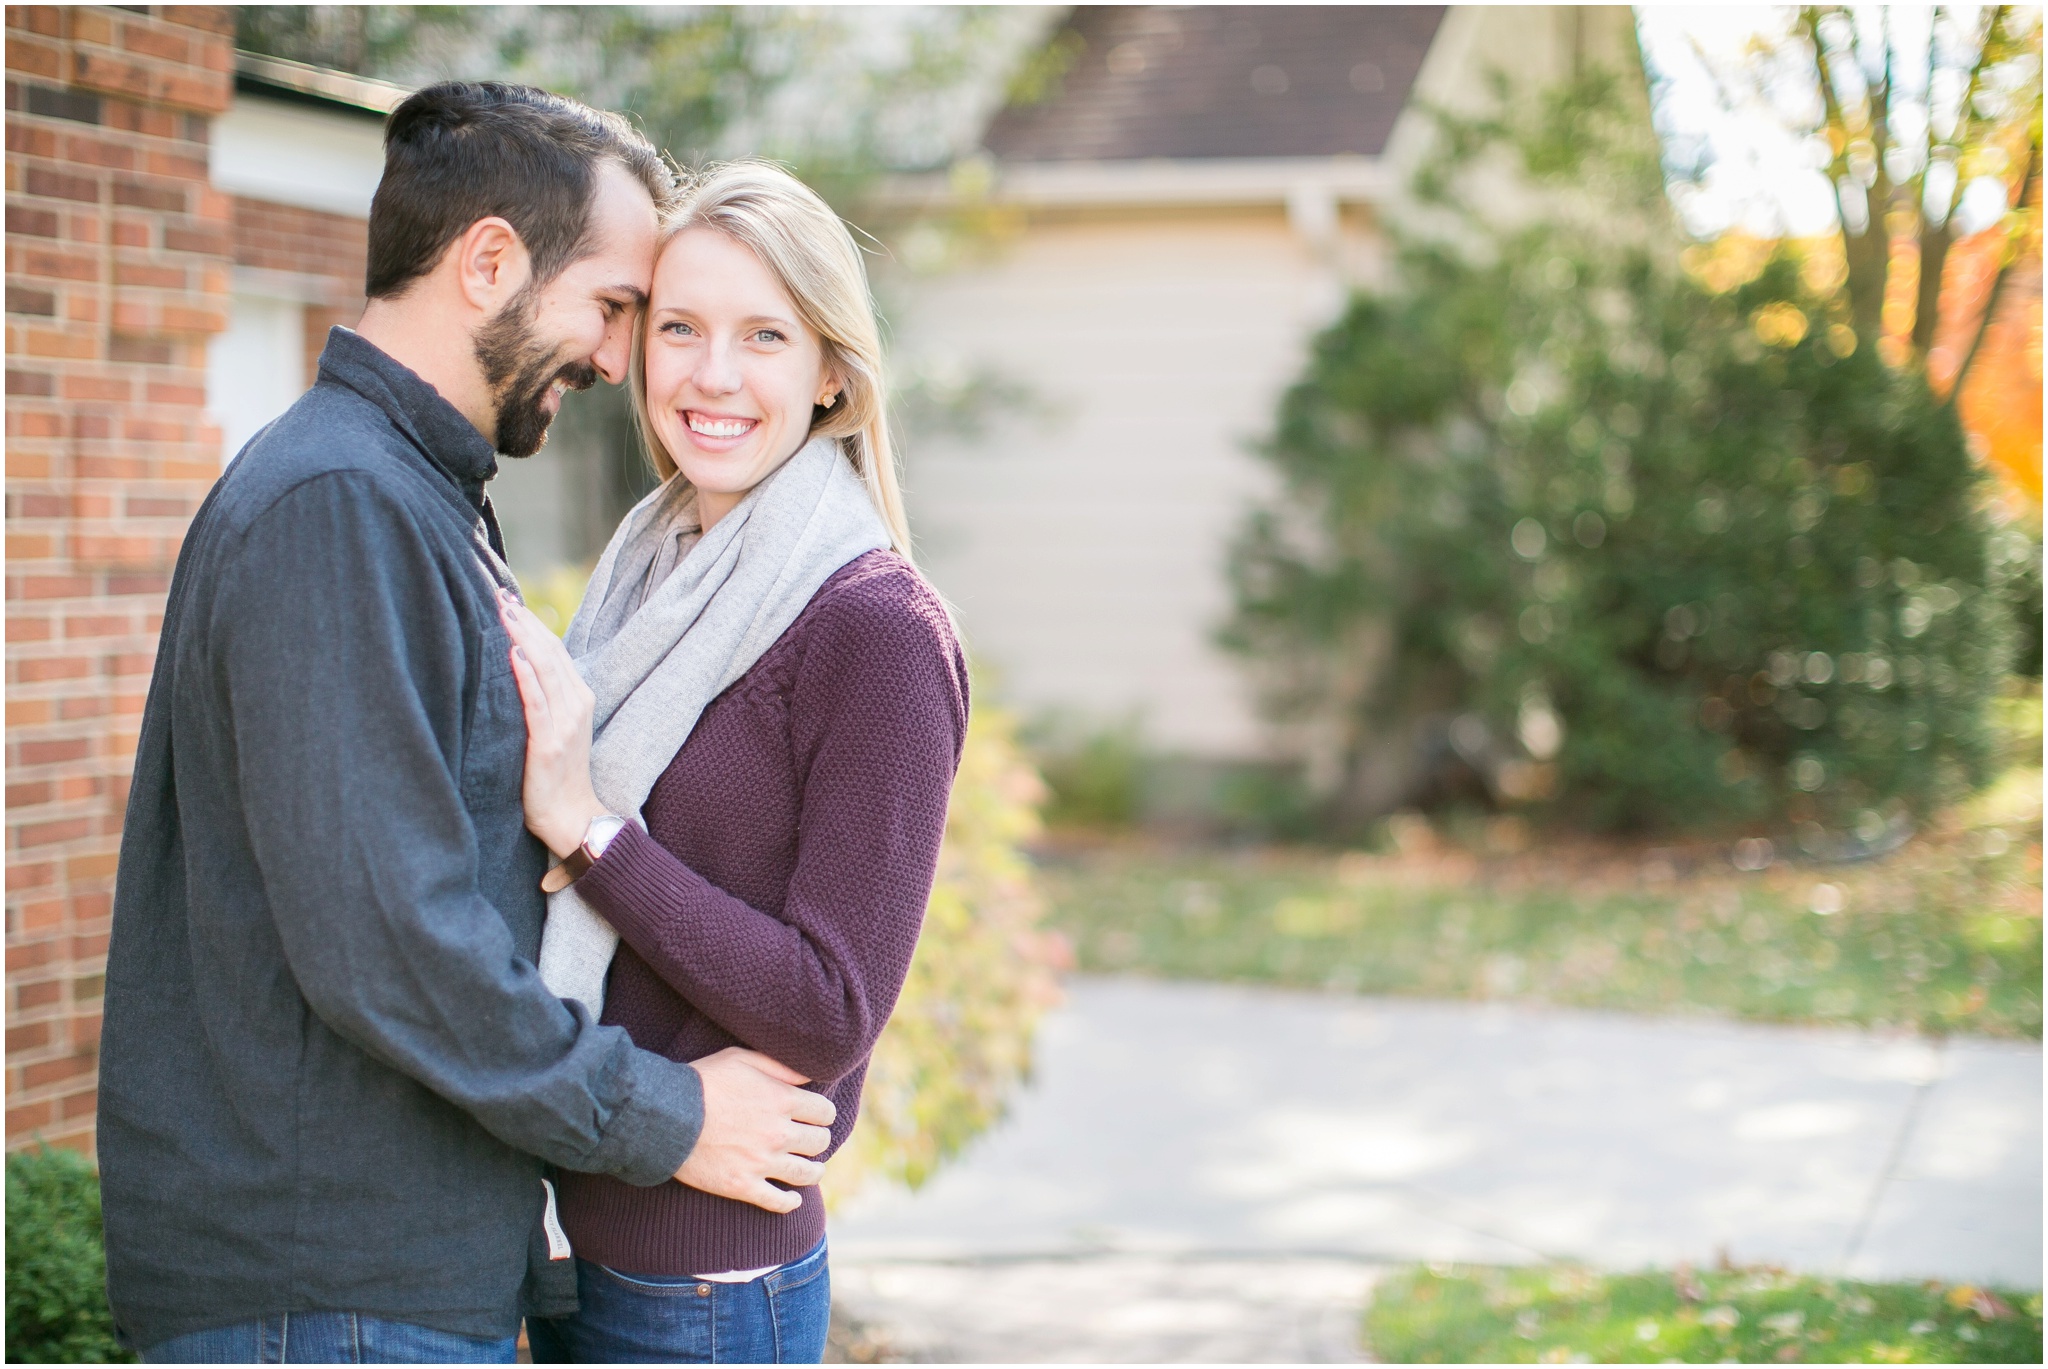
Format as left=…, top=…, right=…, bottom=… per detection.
left=827, top=976, right=2042, bottom=1362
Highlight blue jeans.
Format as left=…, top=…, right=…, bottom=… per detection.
left=527, top=1237, right=831, bottom=1364
left=140, top=1312, right=518, bottom=1363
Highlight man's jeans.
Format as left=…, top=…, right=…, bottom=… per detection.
left=527, top=1236, right=831, bottom=1364
left=140, top=1312, right=519, bottom=1363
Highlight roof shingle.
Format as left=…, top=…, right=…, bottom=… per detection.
left=984, top=5, right=1446, bottom=163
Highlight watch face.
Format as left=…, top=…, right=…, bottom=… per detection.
left=585, top=815, right=629, bottom=858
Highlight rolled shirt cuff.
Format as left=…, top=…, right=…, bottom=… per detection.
left=587, top=1046, right=704, bottom=1187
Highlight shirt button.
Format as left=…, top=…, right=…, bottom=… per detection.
left=696, top=1284, right=712, bottom=1297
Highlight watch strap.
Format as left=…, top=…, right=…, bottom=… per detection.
left=539, top=845, right=594, bottom=895
left=540, top=815, right=628, bottom=894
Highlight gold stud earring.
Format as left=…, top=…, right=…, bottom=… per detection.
left=819, top=393, right=836, bottom=409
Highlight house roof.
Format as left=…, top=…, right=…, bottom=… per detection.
left=982, top=5, right=1446, bottom=163
left=234, top=50, right=411, bottom=119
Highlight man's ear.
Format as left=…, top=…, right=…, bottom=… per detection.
left=448, top=216, right=533, bottom=314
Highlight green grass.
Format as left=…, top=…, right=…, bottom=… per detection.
left=1363, top=1263, right=2044, bottom=1363
left=1038, top=768, right=2043, bottom=1039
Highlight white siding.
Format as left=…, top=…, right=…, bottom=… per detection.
left=207, top=292, right=305, bottom=466
left=895, top=211, right=1374, bottom=758
left=210, top=95, right=386, bottom=219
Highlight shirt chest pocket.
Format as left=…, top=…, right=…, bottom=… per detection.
left=462, top=635, right=528, bottom=812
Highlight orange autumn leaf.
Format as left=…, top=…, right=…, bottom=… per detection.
left=1959, top=243, right=2043, bottom=504
left=1927, top=188, right=2043, bottom=507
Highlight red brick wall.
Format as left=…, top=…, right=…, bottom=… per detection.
left=232, top=195, right=368, bottom=280
left=231, top=194, right=367, bottom=387
left=5, top=4, right=235, bottom=1154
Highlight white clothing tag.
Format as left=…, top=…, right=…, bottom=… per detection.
left=690, top=1262, right=784, bottom=1284
left=540, top=1178, right=572, bottom=1261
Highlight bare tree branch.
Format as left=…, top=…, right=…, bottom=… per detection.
left=1807, top=7, right=1891, bottom=334
left=1915, top=5, right=2012, bottom=352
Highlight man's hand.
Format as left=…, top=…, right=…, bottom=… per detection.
left=678, top=1047, right=836, bottom=1213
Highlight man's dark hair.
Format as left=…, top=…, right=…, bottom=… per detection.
left=366, top=81, right=674, bottom=300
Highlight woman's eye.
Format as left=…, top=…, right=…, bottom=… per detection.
left=753, top=329, right=786, bottom=345
left=660, top=321, right=695, bottom=337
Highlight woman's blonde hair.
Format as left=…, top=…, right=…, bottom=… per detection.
left=628, top=160, right=914, bottom=561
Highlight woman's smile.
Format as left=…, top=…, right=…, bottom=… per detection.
left=682, top=410, right=761, bottom=446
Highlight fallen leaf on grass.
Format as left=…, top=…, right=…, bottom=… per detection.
left=1674, top=1261, right=1705, bottom=1303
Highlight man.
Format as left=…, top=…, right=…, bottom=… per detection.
left=98, top=82, right=831, bottom=1363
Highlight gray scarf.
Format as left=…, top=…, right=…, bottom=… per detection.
left=536, top=437, right=891, bottom=1015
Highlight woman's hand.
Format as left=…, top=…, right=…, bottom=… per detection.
left=497, top=590, right=609, bottom=859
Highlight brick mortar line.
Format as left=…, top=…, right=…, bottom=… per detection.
left=5, top=806, right=129, bottom=826
left=7, top=1003, right=106, bottom=1020
left=4, top=803, right=127, bottom=821
left=10, top=1029, right=105, bottom=1047
left=6, top=827, right=130, bottom=848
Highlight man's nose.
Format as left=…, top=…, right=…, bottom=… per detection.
left=591, top=312, right=634, bottom=386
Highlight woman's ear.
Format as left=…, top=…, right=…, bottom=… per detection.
left=815, top=365, right=847, bottom=411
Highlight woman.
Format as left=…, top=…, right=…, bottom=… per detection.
left=501, top=162, right=968, bottom=1364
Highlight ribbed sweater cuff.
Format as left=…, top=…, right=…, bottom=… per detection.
left=580, top=822, right=707, bottom=952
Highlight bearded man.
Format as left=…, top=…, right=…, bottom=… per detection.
left=98, top=82, right=833, bottom=1363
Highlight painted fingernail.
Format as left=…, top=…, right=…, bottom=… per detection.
left=514, top=646, right=528, bottom=662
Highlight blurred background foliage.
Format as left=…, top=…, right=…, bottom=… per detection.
left=1023, top=711, right=1148, bottom=831
left=1224, top=34, right=2041, bottom=842
left=1656, top=6, right=2045, bottom=498
left=235, top=4, right=1044, bottom=181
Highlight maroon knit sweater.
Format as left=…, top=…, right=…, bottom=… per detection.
left=554, top=550, right=967, bottom=1277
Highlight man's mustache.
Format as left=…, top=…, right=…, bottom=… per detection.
left=547, top=361, right=599, bottom=395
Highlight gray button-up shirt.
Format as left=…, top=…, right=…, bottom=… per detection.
left=98, top=328, right=702, bottom=1351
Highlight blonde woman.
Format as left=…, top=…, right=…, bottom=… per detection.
left=499, top=163, right=967, bottom=1363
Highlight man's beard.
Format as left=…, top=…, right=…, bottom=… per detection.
left=473, top=286, right=598, bottom=459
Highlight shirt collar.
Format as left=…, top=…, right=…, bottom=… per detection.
left=314, top=326, right=500, bottom=507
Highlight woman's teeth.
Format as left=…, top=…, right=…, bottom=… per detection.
left=687, top=413, right=756, bottom=439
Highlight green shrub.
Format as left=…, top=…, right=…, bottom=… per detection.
left=1024, top=713, right=1147, bottom=830
left=1225, top=75, right=2011, bottom=838
left=1025, top=716, right=1325, bottom=838
left=6, top=1147, right=134, bottom=1364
